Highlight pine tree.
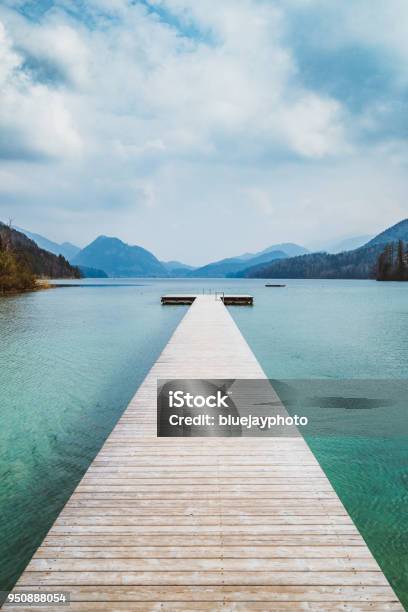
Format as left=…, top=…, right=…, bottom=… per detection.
left=397, top=240, right=405, bottom=278
left=376, top=240, right=408, bottom=281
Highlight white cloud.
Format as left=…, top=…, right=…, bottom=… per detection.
left=0, top=20, right=83, bottom=159
left=0, top=0, right=407, bottom=262
left=0, top=21, right=20, bottom=83
left=279, top=94, right=348, bottom=159
left=0, top=0, right=350, bottom=163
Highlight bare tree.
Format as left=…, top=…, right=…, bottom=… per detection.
left=3, top=218, right=14, bottom=252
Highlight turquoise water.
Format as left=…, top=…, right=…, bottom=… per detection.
left=0, top=279, right=407, bottom=606
left=0, top=282, right=187, bottom=591
left=230, top=279, right=408, bottom=607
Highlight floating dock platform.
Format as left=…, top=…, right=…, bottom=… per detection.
left=161, top=294, right=253, bottom=305
left=6, top=295, right=402, bottom=610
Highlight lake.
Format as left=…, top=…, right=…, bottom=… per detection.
left=0, top=278, right=407, bottom=606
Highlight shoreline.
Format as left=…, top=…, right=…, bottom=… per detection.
left=0, top=279, right=72, bottom=297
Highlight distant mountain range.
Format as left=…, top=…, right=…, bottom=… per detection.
left=237, top=243, right=309, bottom=260
left=190, top=250, right=287, bottom=278
left=235, top=245, right=384, bottom=279
left=188, top=243, right=308, bottom=278
left=235, top=219, right=408, bottom=279
left=308, top=235, right=373, bottom=254
left=8, top=218, right=408, bottom=280
left=162, top=261, right=196, bottom=277
left=16, top=227, right=81, bottom=261
left=163, top=260, right=196, bottom=271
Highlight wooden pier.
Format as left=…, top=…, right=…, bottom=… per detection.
left=6, top=296, right=402, bottom=610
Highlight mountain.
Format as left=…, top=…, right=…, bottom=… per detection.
left=16, top=227, right=81, bottom=260
left=230, top=243, right=308, bottom=261
left=189, top=243, right=306, bottom=278
left=234, top=219, right=408, bottom=278
left=163, top=260, right=195, bottom=270
left=57, top=242, right=80, bottom=260
left=256, top=243, right=309, bottom=257
left=235, top=245, right=384, bottom=279
left=309, top=235, right=373, bottom=254
left=366, top=218, right=408, bottom=247
left=308, top=221, right=408, bottom=254
left=190, top=250, right=287, bottom=278
left=162, top=260, right=196, bottom=277
left=330, top=235, right=373, bottom=253
left=236, top=220, right=408, bottom=279
left=0, top=222, right=80, bottom=292
left=72, top=236, right=168, bottom=277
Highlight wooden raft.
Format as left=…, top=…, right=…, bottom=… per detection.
left=6, top=295, right=402, bottom=610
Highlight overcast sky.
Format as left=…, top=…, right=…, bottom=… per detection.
left=0, top=0, right=407, bottom=264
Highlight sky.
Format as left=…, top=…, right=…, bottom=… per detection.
left=0, top=0, right=407, bottom=264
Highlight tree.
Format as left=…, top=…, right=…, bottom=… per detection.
left=377, top=250, right=389, bottom=281
left=376, top=241, right=408, bottom=281
left=0, top=226, right=36, bottom=294
left=396, top=240, right=407, bottom=279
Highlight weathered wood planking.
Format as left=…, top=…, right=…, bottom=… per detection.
left=6, top=296, right=402, bottom=611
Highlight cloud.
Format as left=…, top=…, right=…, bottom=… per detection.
left=0, top=0, right=407, bottom=262
left=283, top=0, right=408, bottom=145
left=0, top=0, right=350, bottom=163
left=0, top=20, right=83, bottom=160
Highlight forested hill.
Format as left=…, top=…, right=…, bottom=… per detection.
left=235, top=218, right=408, bottom=280
left=366, top=218, right=408, bottom=246
left=0, top=222, right=80, bottom=293
left=235, top=244, right=384, bottom=279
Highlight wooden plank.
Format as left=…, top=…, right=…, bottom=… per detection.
left=57, top=514, right=351, bottom=523
left=17, top=570, right=390, bottom=587
left=55, top=515, right=351, bottom=524
left=34, top=545, right=375, bottom=559
left=6, top=295, right=403, bottom=610
left=41, top=534, right=369, bottom=547
left=54, top=522, right=356, bottom=532
left=27, top=557, right=380, bottom=572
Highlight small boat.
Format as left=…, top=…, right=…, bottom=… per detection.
left=265, top=284, right=286, bottom=287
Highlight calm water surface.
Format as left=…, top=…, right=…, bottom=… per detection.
left=0, top=279, right=407, bottom=606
